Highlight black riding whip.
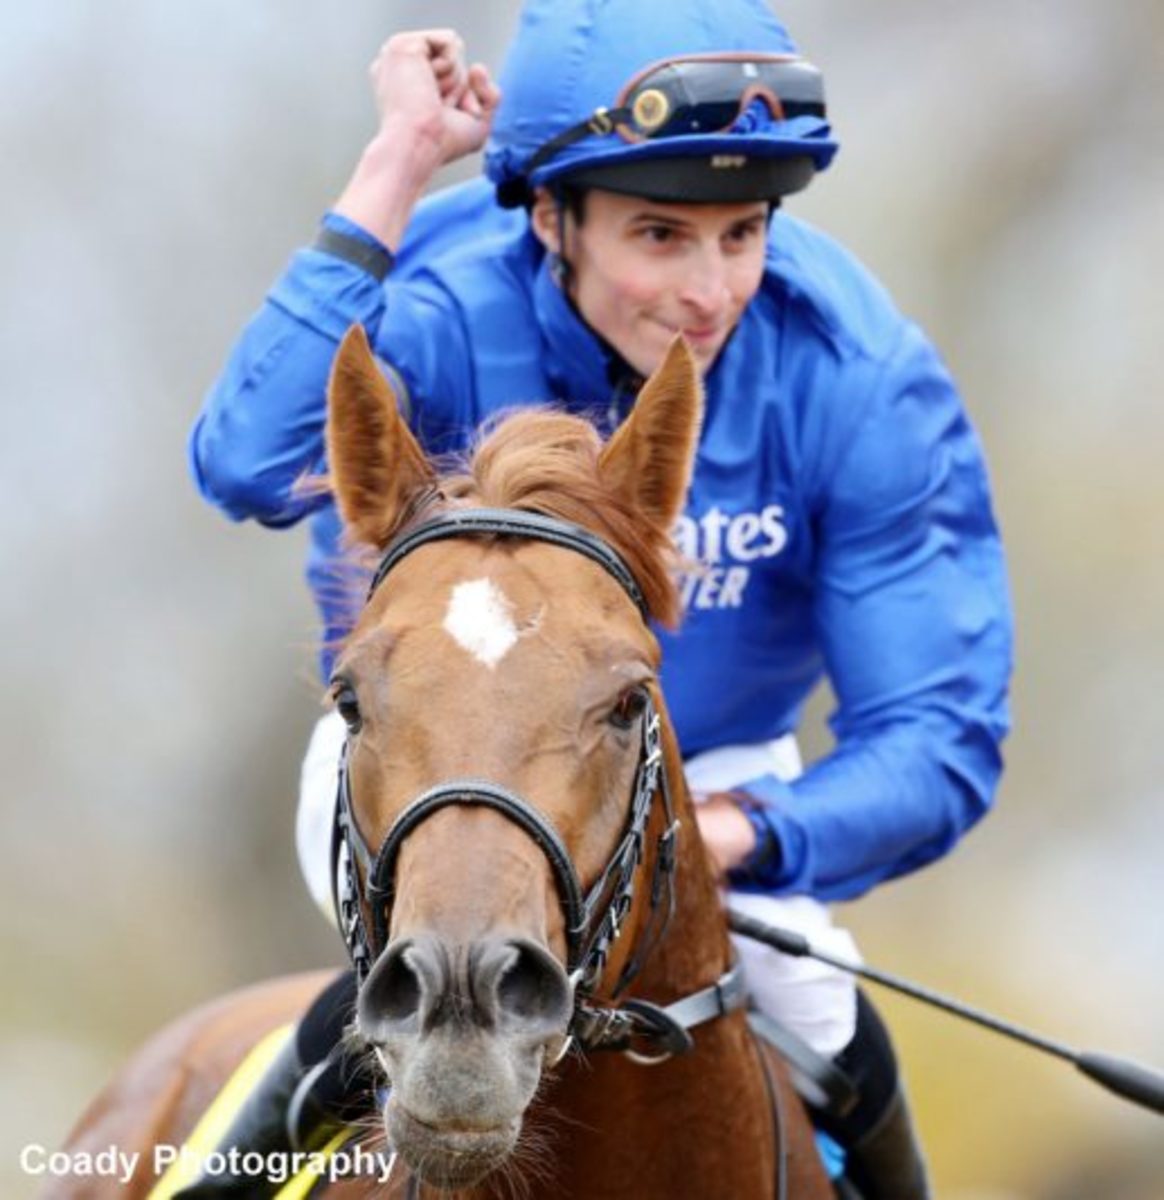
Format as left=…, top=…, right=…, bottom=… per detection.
left=726, top=906, right=1164, bottom=1117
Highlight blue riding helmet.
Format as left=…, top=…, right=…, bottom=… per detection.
left=485, top=0, right=839, bottom=207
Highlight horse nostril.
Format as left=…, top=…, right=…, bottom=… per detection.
left=359, top=939, right=430, bottom=1035
left=360, top=935, right=570, bottom=1041
left=495, top=939, right=572, bottom=1028
left=379, top=951, right=422, bottom=1021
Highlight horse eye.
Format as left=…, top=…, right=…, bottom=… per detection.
left=330, top=679, right=363, bottom=733
left=609, top=687, right=649, bottom=731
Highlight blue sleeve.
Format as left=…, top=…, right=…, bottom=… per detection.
left=189, top=211, right=473, bottom=526
left=733, top=326, right=1013, bottom=901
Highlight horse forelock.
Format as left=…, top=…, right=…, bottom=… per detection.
left=434, top=408, right=681, bottom=628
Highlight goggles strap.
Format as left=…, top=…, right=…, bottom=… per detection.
left=523, top=105, right=634, bottom=184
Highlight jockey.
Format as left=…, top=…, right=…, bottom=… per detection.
left=184, top=1, right=1012, bottom=1196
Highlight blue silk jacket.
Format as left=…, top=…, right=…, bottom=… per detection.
left=190, top=178, right=1012, bottom=902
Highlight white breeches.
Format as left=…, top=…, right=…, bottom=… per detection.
left=685, top=740, right=860, bottom=1058
left=295, top=712, right=859, bottom=1057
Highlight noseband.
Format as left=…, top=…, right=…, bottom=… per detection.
left=332, top=508, right=743, bottom=1055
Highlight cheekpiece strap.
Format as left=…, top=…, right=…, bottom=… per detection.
left=332, top=743, right=375, bottom=981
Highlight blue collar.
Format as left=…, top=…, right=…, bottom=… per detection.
left=532, top=251, right=636, bottom=417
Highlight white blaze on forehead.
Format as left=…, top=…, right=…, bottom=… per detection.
left=443, top=577, right=521, bottom=668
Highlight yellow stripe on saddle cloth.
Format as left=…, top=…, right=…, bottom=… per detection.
left=147, top=1024, right=357, bottom=1199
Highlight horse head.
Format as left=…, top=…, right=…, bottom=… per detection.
left=325, top=325, right=703, bottom=1189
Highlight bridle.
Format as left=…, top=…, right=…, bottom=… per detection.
left=331, top=507, right=746, bottom=1057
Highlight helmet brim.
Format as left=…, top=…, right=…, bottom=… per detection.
left=558, top=153, right=816, bottom=203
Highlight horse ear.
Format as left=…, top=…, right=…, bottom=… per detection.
left=599, top=335, right=703, bottom=530
left=326, top=324, right=435, bottom=549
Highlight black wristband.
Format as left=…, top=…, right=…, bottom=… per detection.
left=313, top=226, right=395, bottom=282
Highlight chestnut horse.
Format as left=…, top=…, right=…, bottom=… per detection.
left=55, top=329, right=831, bottom=1199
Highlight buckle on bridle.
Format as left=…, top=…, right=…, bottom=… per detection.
left=620, top=998, right=696, bottom=1062
left=651, top=820, right=680, bottom=907
left=588, top=107, right=615, bottom=135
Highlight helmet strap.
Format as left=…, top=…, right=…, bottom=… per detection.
left=552, top=189, right=574, bottom=289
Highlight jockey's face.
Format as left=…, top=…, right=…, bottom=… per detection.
left=532, top=188, right=769, bottom=378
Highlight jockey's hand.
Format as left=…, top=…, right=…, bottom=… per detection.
left=334, top=30, right=501, bottom=252
left=693, top=792, right=758, bottom=878
left=370, top=30, right=501, bottom=172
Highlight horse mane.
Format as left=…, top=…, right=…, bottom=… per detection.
left=401, top=408, right=682, bottom=628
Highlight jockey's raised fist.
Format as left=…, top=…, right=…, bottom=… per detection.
left=370, top=29, right=501, bottom=171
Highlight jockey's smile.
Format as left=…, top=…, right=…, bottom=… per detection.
left=532, top=189, right=769, bottom=376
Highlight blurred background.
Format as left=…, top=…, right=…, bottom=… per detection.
left=2, top=1, right=1162, bottom=1196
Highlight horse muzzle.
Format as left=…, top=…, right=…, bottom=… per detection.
left=386, top=1102, right=521, bottom=1189
left=358, top=931, right=573, bottom=1186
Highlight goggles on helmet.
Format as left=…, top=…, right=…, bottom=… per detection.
left=523, top=53, right=826, bottom=182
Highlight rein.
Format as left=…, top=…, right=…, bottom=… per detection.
left=330, top=508, right=747, bottom=1056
